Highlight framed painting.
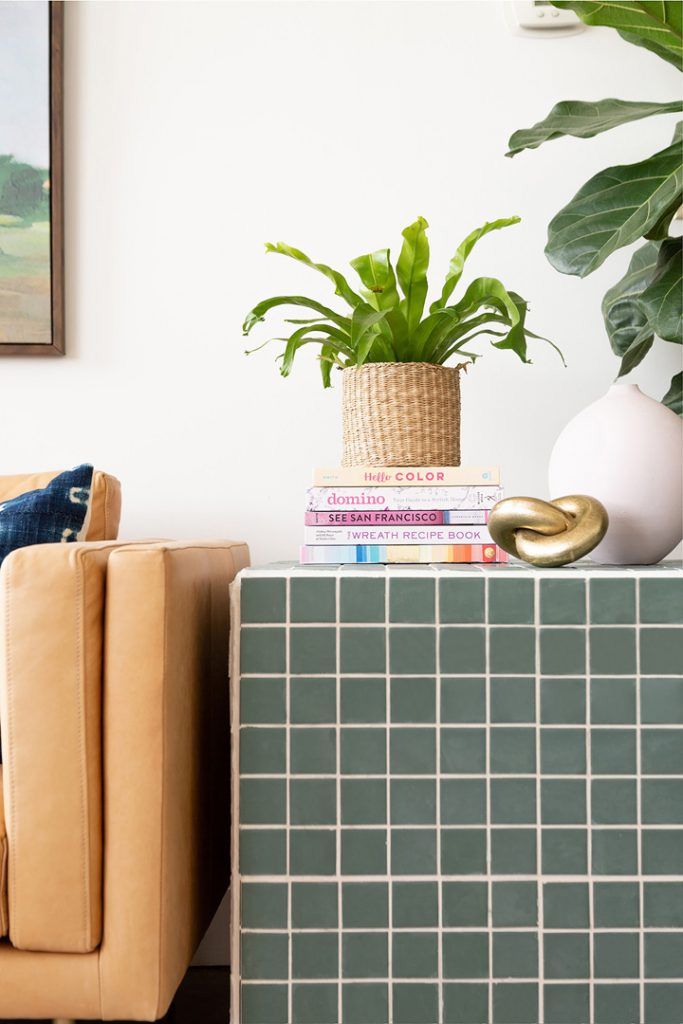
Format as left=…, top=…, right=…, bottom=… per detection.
left=0, top=0, right=63, bottom=356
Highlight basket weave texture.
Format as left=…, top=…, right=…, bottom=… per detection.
left=341, top=362, right=462, bottom=467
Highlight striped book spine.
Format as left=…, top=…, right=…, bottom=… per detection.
left=304, top=525, right=495, bottom=546
left=299, top=544, right=508, bottom=564
left=305, top=509, right=492, bottom=526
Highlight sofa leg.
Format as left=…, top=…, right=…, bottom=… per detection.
left=53, top=1019, right=75, bottom=1024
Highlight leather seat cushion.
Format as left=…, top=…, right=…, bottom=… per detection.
left=0, top=766, right=7, bottom=937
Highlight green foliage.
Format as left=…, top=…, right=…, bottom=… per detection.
left=507, top=1, right=683, bottom=414
left=243, top=217, right=562, bottom=387
left=0, top=155, right=49, bottom=224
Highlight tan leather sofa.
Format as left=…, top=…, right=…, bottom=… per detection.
left=0, top=471, right=249, bottom=1020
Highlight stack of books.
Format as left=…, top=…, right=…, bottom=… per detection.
left=300, top=465, right=508, bottom=564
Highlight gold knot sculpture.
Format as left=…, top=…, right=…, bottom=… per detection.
left=488, top=495, right=609, bottom=568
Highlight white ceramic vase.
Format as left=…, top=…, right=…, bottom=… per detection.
left=548, top=383, right=683, bottom=564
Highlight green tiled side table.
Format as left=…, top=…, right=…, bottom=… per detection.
left=231, top=563, right=683, bottom=1024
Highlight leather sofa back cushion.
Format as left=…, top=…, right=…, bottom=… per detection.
left=0, top=469, right=121, bottom=541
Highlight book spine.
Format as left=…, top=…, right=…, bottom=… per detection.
left=313, top=466, right=500, bottom=487
left=306, top=510, right=448, bottom=526
left=300, top=544, right=507, bottom=564
left=304, top=525, right=495, bottom=546
left=306, top=486, right=503, bottom=512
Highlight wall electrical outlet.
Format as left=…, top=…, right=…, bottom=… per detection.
left=506, top=1, right=584, bottom=35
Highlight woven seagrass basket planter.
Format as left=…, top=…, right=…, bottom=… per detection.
left=341, top=362, right=462, bottom=467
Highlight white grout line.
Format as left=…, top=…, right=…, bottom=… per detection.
left=384, top=576, right=393, bottom=1024
left=285, top=577, right=292, bottom=1024
left=585, top=576, right=595, bottom=1024
left=485, top=574, right=494, bottom=1024
left=534, top=575, right=544, bottom=1024
left=636, top=576, right=645, bottom=1024
left=335, top=573, right=343, bottom=1024
left=435, top=576, right=444, bottom=1024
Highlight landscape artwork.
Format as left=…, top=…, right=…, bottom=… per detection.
left=0, top=1, right=63, bottom=355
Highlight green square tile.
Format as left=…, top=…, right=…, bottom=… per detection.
left=291, top=677, right=336, bottom=724
left=590, top=677, right=636, bottom=724
left=590, top=578, right=636, bottom=623
left=443, top=983, right=488, bottom=1024
left=642, top=728, right=683, bottom=774
left=490, top=727, right=536, bottom=774
left=642, top=623, right=683, bottom=673
left=241, top=578, right=286, bottom=623
left=241, top=779, right=286, bottom=825
left=241, top=678, right=286, bottom=724
left=443, top=932, right=489, bottom=979
left=594, top=932, right=639, bottom=979
left=342, top=882, right=388, bottom=928
left=342, top=931, right=388, bottom=979
left=242, top=933, right=289, bottom=980
left=491, top=677, right=535, bottom=723
left=392, top=828, right=437, bottom=875
left=591, top=779, right=637, bottom=824
left=292, top=931, right=338, bottom=979
left=392, top=778, right=436, bottom=825
left=541, top=678, right=586, bottom=724
left=290, top=779, right=336, bottom=825
left=240, top=728, right=286, bottom=775
left=291, top=882, right=338, bottom=929
left=594, top=984, right=640, bottom=1024
left=491, top=829, right=536, bottom=874
left=441, top=677, right=486, bottom=723
left=341, top=677, right=386, bottom=723
left=641, top=677, right=683, bottom=724
left=544, top=932, right=589, bottom=980
left=241, top=628, right=286, bottom=674
left=342, top=983, right=389, bottom=1024
left=645, top=932, right=683, bottom=979
left=645, top=983, right=683, bottom=1024
left=440, top=627, right=486, bottom=673
left=342, top=778, right=387, bottom=825
left=391, top=727, right=436, bottom=774
left=441, top=829, right=486, bottom=875
left=644, top=882, right=683, bottom=927
left=541, top=578, right=586, bottom=625
left=593, top=882, right=640, bottom=928
left=440, top=578, right=485, bottom=623
left=393, top=881, right=439, bottom=927
left=592, top=829, right=638, bottom=875
left=640, top=578, right=683, bottom=623
left=645, top=830, right=683, bottom=878
left=491, top=778, right=537, bottom=824
left=490, top=627, right=537, bottom=674
left=591, top=728, right=636, bottom=775
left=393, top=932, right=438, bottom=978
left=544, top=984, right=590, bottom=1024
left=290, top=829, right=336, bottom=876
left=341, top=627, right=386, bottom=674
left=342, top=829, right=387, bottom=875
left=393, top=983, right=439, bottom=1024
left=340, top=577, right=385, bottom=623
left=292, top=983, right=337, bottom=1024
left=540, top=628, right=585, bottom=675
left=492, top=983, right=538, bottom=1024
left=642, top=779, right=683, bottom=823
left=541, top=728, right=586, bottom=774
left=241, top=882, right=288, bottom=929
left=390, top=578, right=435, bottom=623
left=291, top=727, right=336, bottom=774
left=590, top=627, right=637, bottom=675
left=542, top=829, right=587, bottom=875
left=543, top=882, right=589, bottom=929
left=442, top=727, right=486, bottom=773
left=291, top=578, right=336, bottom=623
left=391, top=676, right=436, bottom=722
left=341, top=727, right=386, bottom=775
left=492, top=881, right=537, bottom=927
left=240, top=829, right=286, bottom=876
left=290, top=627, right=336, bottom=675
left=390, top=627, right=436, bottom=675
left=242, top=984, right=288, bottom=1024
left=493, top=932, right=538, bottom=978
left=442, top=881, right=488, bottom=926
left=441, top=779, right=486, bottom=825
left=490, top=579, right=535, bottom=624
left=541, top=779, right=586, bottom=824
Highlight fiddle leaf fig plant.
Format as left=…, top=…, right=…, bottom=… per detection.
left=507, top=0, right=683, bottom=415
left=242, top=217, right=563, bottom=387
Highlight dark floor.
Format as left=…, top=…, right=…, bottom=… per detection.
left=1, top=967, right=229, bottom=1024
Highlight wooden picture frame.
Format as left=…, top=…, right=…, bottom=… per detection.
left=0, top=1, right=64, bottom=356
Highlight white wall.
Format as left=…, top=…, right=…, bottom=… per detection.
left=1, top=0, right=680, bottom=563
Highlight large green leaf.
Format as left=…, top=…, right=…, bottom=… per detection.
left=396, top=217, right=430, bottom=335
left=662, top=371, right=682, bottom=414
left=350, top=304, right=390, bottom=365
left=279, top=324, right=352, bottom=378
left=617, top=323, right=655, bottom=377
left=552, top=1, right=683, bottom=70
left=349, top=249, right=400, bottom=311
left=265, top=242, right=363, bottom=309
left=243, top=295, right=352, bottom=335
left=640, top=237, right=683, bottom=342
left=430, top=216, right=520, bottom=312
left=546, top=141, right=683, bottom=277
left=507, top=98, right=682, bottom=157
left=449, top=278, right=530, bottom=362
left=602, top=241, right=659, bottom=354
